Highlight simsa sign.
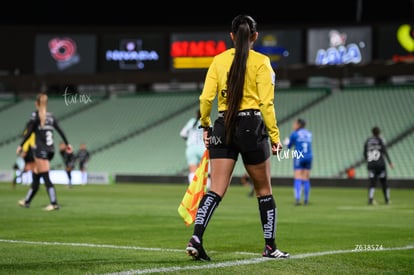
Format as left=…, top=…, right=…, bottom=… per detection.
left=170, top=32, right=232, bottom=70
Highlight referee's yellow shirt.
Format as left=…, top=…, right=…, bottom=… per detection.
left=199, top=48, right=280, bottom=144
left=22, top=133, right=35, bottom=153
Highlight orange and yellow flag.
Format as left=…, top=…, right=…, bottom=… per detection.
left=178, top=149, right=209, bottom=226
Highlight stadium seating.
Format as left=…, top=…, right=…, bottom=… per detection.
left=49, top=92, right=201, bottom=170
left=273, top=85, right=414, bottom=178
left=355, top=128, right=414, bottom=179
left=1, top=86, right=413, bottom=180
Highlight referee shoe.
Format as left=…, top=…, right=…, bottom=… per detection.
left=186, top=236, right=211, bottom=261
left=262, top=245, right=290, bottom=259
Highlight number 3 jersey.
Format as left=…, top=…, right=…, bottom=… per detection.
left=363, top=136, right=392, bottom=169
left=21, top=111, right=69, bottom=153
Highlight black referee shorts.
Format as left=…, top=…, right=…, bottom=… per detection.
left=24, top=147, right=35, bottom=163
left=209, top=111, right=270, bottom=165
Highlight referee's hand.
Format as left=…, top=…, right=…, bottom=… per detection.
left=203, top=128, right=210, bottom=148
left=271, top=142, right=283, bottom=155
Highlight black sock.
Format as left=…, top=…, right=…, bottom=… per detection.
left=380, top=178, right=389, bottom=203
left=66, top=170, right=72, bottom=184
left=193, top=191, right=222, bottom=242
left=258, top=195, right=277, bottom=248
left=39, top=172, right=58, bottom=205
left=25, top=173, right=40, bottom=203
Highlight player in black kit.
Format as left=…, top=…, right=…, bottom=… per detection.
left=363, top=126, right=394, bottom=205
left=76, top=143, right=90, bottom=184
left=17, top=92, right=72, bottom=211
left=59, top=142, right=76, bottom=188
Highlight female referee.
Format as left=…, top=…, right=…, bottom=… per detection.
left=185, top=14, right=289, bottom=261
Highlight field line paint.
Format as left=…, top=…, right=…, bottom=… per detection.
left=0, top=239, right=184, bottom=253
left=1, top=239, right=412, bottom=274
left=0, top=239, right=258, bottom=255
left=101, top=245, right=414, bottom=275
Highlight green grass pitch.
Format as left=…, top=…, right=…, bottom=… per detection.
left=0, top=182, right=413, bottom=274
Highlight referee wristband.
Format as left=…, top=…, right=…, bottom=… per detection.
left=198, top=125, right=211, bottom=129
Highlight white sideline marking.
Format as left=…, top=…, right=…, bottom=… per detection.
left=1, top=239, right=412, bottom=275
left=0, top=239, right=184, bottom=253
left=102, top=245, right=414, bottom=275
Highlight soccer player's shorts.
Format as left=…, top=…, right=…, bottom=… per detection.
left=368, top=166, right=386, bottom=179
left=293, top=158, right=312, bottom=170
left=34, top=146, right=54, bottom=161
left=24, top=147, right=35, bottom=163
left=79, top=161, right=88, bottom=170
left=67, top=159, right=76, bottom=169
left=186, top=145, right=205, bottom=166
left=209, top=112, right=270, bottom=165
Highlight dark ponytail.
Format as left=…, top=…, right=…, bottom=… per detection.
left=224, top=15, right=257, bottom=144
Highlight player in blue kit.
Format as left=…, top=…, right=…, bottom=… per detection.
left=286, top=118, right=313, bottom=205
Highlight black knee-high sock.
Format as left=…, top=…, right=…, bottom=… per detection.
left=380, top=177, right=390, bottom=203
left=192, top=191, right=222, bottom=242
left=25, top=173, right=40, bottom=203
left=368, top=177, right=377, bottom=203
left=39, top=172, right=58, bottom=205
left=66, top=170, right=72, bottom=184
left=258, top=195, right=277, bottom=248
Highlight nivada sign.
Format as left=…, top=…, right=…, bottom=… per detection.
left=100, top=34, right=167, bottom=72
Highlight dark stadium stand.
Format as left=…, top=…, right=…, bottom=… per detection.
left=1, top=86, right=413, bottom=187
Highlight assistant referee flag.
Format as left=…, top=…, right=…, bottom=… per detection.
left=178, top=149, right=209, bottom=226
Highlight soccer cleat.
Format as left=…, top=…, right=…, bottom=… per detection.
left=44, top=204, right=60, bottom=211
left=262, top=245, right=290, bottom=259
left=18, top=199, right=30, bottom=208
left=186, top=236, right=211, bottom=261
